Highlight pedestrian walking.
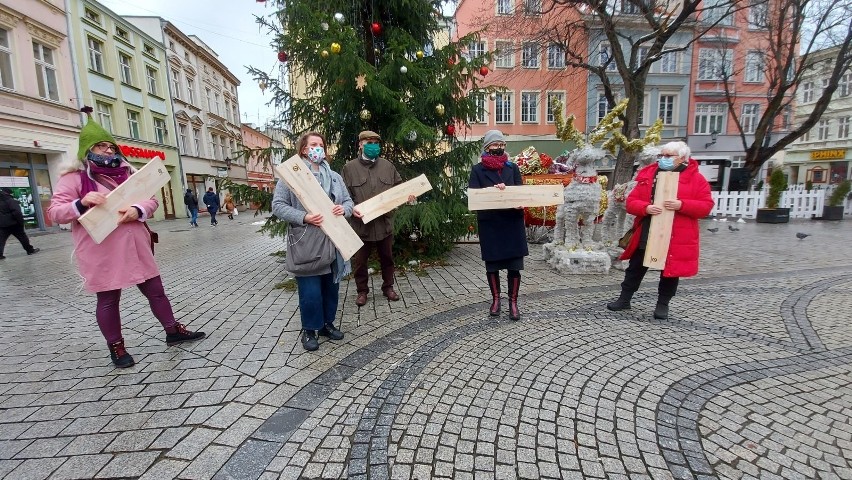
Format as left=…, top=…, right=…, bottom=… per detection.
left=344, top=130, right=414, bottom=306
left=606, top=140, right=714, bottom=319
left=271, top=131, right=353, bottom=352
left=203, top=187, right=220, bottom=226
left=0, top=188, right=39, bottom=259
left=184, top=188, right=199, bottom=227
left=224, top=192, right=236, bottom=220
left=468, top=130, right=528, bottom=321
left=47, top=111, right=204, bottom=368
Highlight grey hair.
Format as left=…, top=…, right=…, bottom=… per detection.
left=661, top=141, right=690, bottom=160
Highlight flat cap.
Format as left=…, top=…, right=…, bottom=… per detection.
left=359, top=130, right=381, bottom=141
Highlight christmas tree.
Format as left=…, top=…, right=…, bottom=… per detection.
left=229, top=0, right=496, bottom=260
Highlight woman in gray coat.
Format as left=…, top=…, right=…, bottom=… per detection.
left=272, top=131, right=354, bottom=351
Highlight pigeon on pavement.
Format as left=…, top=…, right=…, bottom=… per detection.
left=736, top=218, right=746, bottom=223
left=796, top=232, right=811, bottom=239
left=728, top=225, right=740, bottom=232
left=707, top=227, right=719, bottom=233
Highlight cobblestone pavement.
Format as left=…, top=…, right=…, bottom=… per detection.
left=1, top=215, right=851, bottom=479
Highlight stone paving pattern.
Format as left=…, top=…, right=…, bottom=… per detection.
left=0, top=216, right=851, bottom=479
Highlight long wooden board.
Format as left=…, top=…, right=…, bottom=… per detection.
left=356, top=174, right=433, bottom=224
left=78, top=158, right=171, bottom=244
left=643, top=171, right=679, bottom=270
left=467, top=184, right=564, bottom=211
left=275, top=155, right=363, bottom=261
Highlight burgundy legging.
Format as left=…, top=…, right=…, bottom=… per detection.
left=95, top=276, right=177, bottom=344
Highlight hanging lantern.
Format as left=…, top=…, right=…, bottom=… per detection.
left=445, top=124, right=456, bottom=136
left=400, top=65, right=408, bottom=74
left=416, top=50, right=424, bottom=59
left=334, top=12, right=345, bottom=22
left=330, top=42, right=341, bottom=54
left=435, top=103, right=445, bottom=116
left=479, top=66, right=489, bottom=76
left=371, top=22, right=382, bottom=36
left=277, top=51, right=288, bottom=62
left=359, top=109, right=372, bottom=121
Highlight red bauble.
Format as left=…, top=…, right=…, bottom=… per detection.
left=445, top=124, right=456, bottom=136
left=479, top=66, right=489, bottom=76
left=370, top=22, right=382, bottom=36
left=277, top=51, right=288, bottom=62
left=447, top=57, right=457, bottom=67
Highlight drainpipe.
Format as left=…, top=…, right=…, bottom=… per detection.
left=65, top=0, right=86, bottom=127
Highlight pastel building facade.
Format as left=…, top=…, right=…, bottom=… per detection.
left=241, top=122, right=274, bottom=192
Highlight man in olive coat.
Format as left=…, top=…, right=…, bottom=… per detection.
left=344, top=131, right=411, bottom=306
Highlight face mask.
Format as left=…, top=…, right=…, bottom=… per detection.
left=363, top=143, right=381, bottom=159
left=657, top=156, right=675, bottom=171
left=86, top=151, right=122, bottom=168
left=487, top=148, right=505, bottom=156
left=306, top=146, right=326, bottom=163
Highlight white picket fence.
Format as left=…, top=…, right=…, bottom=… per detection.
left=710, top=186, right=851, bottom=219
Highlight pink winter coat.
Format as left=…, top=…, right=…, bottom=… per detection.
left=47, top=169, right=161, bottom=293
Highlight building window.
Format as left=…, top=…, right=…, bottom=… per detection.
left=741, top=104, right=759, bottom=134
left=472, top=93, right=486, bottom=124
left=220, top=136, right=227, bottom=159
left=143, top=44, right=155, bottom=56
left=497, top=0, right=512, bottom=15
left=658, top=95, right=675, bottom=125
left=521, top=92, right=539, bottom=123
left=115, top=27, right=129, bottom=41
left=801, top=129, right=811, bottom=142
left=467, top=40, right=485, bottom=60
left=168, top=40, right=175, bottom=51
left=781, top=106, right=792, bottom=131
left=0, top=28, right=14, bottom=90
left=597, top=93, right=611, bottom=124
left=84, top=8, right=101, bottom=24
left=495, top=41, right=514, bottom=68
left=193, top=128, right=202, bottom=156
left=748, top=0, right=768, bottom=28
left=703, top=0, right=733, bottom=25
left=206, top=88, right=212, bottom=111
left=600, top=44, right=617, bottom=72
left=546, top=92, right=565, bottom=123
left=225, top=99, right=231, bottom=122
left=233, top=104, right=239, bottom=123
left=145, top=66, right=158, bottom=95
left=521, top=42, right=540, bottom=68
left=817, top=119, right=831, bottom=140
left=698, top=48, right=732, bottom=80
left=214, top=92, right=221, bottom=115
left=127, top=110, right=140, bottom=139
left=96, top=101, right=112, bottom=133
left=694, top=103, right=726, bottom=134
left=838, top=116, right=850, bottom=139
left=547, top=43, right=565, bottom=69
left=660, top=50, right=678, bottom=73
left=840, top=73, right=852, bottom=97
left=622, top=0, right=646, bottom=13
left=171, top=69, right=181, bottom=99
left=32, top=42, right=58, bottom=101
left=802, top=81, right=814, bottom=102
left=495, top=92, right=513, bottom=123
left=635, top=46, right=649, bottom=69
left=87, top=37, right=104, bottom=73
left=179, top=124, right=189, bottom=153
left=524, top=0, right=542, bottom=14
left=154, top=118, right=168, bottom=144
left=118, top=53, right=133, bottom=84
left=186, top=77, right=195, bottom=104
left=744, top=51, right=765, bottom=83
left=211, top=134, right=220, bottom=159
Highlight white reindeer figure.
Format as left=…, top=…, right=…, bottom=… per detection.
left=601, top=146, right=659, bottom=244
left=553, top=146, right=603, bottom=247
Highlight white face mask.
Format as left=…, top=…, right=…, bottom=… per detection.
left=306, top=146, right=326, bottom=164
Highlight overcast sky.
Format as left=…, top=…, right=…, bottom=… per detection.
left=101, top=0, right=280, bottom=127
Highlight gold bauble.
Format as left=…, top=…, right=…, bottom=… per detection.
left=330, top=42, right=341, bottom=54
left=416, top=50, right=424, bottom=59
left=435, top=103, right=445, bottom=116
left=321, top=50, right=329, bottom=58
left=359, top=109, right=371, bottom=121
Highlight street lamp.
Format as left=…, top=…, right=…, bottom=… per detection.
left=705, top=130, right=718, bottom=148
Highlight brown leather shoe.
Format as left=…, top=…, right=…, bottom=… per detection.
left=384, top=288, right=400, bottom=301
left=356, top=292, right=368, bottom=306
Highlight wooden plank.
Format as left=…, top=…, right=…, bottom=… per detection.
left=357, top=174, right=433, bottom=224
left=467, top=184, right=564, bottom=211
left=274, top=155, right=363, bottom=261
left=643, top=172, right=680, bottom=270
left=78, top=158, right=171, bottom=244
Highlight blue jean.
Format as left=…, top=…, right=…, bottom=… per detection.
left=209, top=209, right=218, bottom=224
left=189, top=208, right=198, bottom=225
left=295, top=273, right=339, bottom=331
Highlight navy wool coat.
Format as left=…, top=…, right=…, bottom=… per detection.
left=468, top=161, right=529, bottom=262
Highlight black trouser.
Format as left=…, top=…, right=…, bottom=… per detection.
left=352, top=234, right=394, bottom=294
left=621, top=248, right=679, bottom=299
left=0, top=224, right=35, bottom=256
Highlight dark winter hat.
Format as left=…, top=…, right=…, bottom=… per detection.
left=482, top=130, right=505, bottom=151
left=358, top=130, right=381, bottom=141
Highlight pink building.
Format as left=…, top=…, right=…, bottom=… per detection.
left=0, top=0, right=80, bottom=230
left=241, top=123, right=274, bottom=192
left=453, top=0, right=588, bottom=157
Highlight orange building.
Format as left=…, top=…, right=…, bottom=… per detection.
left=241, top=123, right=274, bottom=192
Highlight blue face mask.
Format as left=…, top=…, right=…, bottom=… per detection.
left=363, top=143, right=381, bottom=159
left=657, top=156, right=675, bottom=171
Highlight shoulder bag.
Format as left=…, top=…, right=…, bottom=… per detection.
left=284, top=223, right=336, bottom=275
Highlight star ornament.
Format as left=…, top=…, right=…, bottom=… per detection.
left=355, top=74, right=367, bottom=91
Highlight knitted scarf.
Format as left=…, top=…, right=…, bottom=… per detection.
left=80, top=163, right=130, bottom=196
left=481, top=153, right=508, bottom=171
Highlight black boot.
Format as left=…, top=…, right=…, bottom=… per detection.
left=108, top=339, right=135, bottom=368
left=654, top=296, right=672, bottom=319
left=302, top=330, right=319, bottom=351
left=606, top=291, right=633, bottom=311
left=165, top=323, right=206, bottom=346
left=486, top=272, right=500, bottom=316
left=319, top=323, right=344, bottom=340
left=508, top=273, right=521, bottom=321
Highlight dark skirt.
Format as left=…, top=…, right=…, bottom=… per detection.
left=485, top=257, right=524, bottom=272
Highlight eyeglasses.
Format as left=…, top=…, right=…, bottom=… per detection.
left=657, top=153, right=674, bottom=158
left=93, top=142, right=117, bottom=152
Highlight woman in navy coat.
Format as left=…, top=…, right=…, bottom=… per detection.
left=469, top=130, right=528, bottom=321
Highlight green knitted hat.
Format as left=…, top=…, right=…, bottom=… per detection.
left=77, top=110, right=118, bottom=160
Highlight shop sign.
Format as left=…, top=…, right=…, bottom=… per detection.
left=0, top=176, right=37, bottom=227
left=810, top=149, right=846, bottom=160
left=118, top=144, right=167, bottom=160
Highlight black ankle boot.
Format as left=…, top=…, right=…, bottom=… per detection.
left=486, top=272, right=500, bottom=316
left=302, top=330, right=319, bottom=351
left=606, top=291, right=633, bottom=311
left=165, top=323, right=206, bottom=346
left=654, top=296, right=672, bottom=319
left=108, top=339, right=135, bottom=368
left=508, top=274, right=521, bottom=321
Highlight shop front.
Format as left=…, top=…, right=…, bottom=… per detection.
left=0, top=150, right=64, bottom=230
left=116, top=142, right=184, bottom=221
left=785, top=148, right=850, bottom=186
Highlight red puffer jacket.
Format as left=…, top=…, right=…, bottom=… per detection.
left=619, top=160, right=714, bottom=278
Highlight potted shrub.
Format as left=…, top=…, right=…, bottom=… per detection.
left=822, top=180, right=851, bottom=220
left=756, top=169, right=790, bottom=223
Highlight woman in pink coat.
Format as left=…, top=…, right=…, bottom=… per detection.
left=606, top=140, right=714, bottom=320
left=48, top=113, right=204, bottom=368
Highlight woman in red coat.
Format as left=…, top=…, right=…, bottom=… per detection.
left=606, top=141, right=714, bottom=319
